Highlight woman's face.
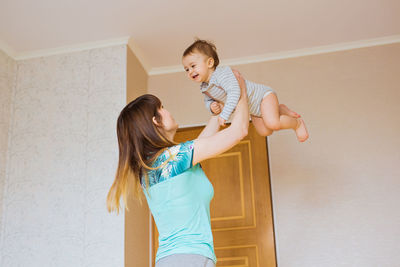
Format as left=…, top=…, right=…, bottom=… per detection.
left=157, top=106, right=178, bottom=137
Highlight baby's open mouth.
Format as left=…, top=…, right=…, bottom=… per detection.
left=192, top=74, right=199, bottom=79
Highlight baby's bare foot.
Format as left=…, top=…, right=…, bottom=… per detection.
left=295, top=118, right=309, bottom=142
left=279, top=104, right=301, bottom=118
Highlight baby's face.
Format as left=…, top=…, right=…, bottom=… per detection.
left=182, top=52, right=213, bottom=83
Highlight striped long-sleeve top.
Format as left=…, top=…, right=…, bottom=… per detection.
left=200, top=66, right=275, bottom=120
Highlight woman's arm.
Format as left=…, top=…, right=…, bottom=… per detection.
left=197, top=116, right=220, bottom=139
left=192, top=71, right=249, bottom=165
left=217, top=67, right=241, bottom=122
left=198, top=101, right=225, bottom=138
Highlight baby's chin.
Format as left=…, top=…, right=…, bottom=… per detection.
left=191, top=77, right=202, bottom=83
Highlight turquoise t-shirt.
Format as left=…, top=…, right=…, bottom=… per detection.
left=142, top=141, right=216, bottom=263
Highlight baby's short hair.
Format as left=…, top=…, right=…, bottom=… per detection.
left=183, top=38, right=220, bottom=69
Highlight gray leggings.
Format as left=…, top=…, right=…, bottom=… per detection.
left=155, top=254, right=215, bottom=267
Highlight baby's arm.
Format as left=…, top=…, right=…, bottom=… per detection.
left=218, top=67, right=241, bottom=121
left=210, top=102, right=223, bottom=115
left=204, top=94, right=215, bottom=114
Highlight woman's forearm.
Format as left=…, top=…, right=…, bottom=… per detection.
left=199, top=71, right=248, bottom=140
left=231, top=93, right=248, bottom=128
left=198, top=116, right=220, bottom=139
left=191, top=71, right=249, bottom=165
left=228, top=73, right=249, bottom=136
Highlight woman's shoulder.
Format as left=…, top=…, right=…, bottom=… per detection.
left=144, top=140, right=195, bottom=187
left=176, top=140, right=195, bottom=153
left=159, top=140, right=194, bottom=162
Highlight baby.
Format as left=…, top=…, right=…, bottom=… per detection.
left=182, top=39, right=309, bottom=142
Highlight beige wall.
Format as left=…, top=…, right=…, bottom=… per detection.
left=125, top=46, right=150, bottom=267
left=126, top=46, right=148, bottom=103
left=148, top=43, right=400, bottom=267
left=149, top=71, right=209, bottom=126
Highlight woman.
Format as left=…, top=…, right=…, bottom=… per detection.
left=107, top=71, right=249, bottom=267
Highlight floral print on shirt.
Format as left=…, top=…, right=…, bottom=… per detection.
left=142, top=140, right=194, bottom=188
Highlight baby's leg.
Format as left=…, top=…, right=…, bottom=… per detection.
left=251, top=115, right=273, bottom=136
left=261, top=93, right=309, bottom=142
left=279, top=104, right=301, bottom=118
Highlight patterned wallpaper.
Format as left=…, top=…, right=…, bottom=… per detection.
left=0, top=50, right=16, bottom=254
left=0, top=45, right=126, bottom=266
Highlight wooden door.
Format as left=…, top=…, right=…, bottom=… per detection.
left=152, top=123, right=277, bottom=267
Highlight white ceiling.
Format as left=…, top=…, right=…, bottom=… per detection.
left=1, top=0, right=400, bottom=70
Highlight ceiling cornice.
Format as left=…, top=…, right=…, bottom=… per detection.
left=0, top=39, right=17, bottom=59
left=148, top=34, right=400, bottom=76
left=2, top=35, right=399, bottom=74
left=0, top=37, right=130, bottom=61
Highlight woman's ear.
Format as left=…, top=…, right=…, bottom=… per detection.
left=152, top=116, right=161, bottom=127
left=207, top=57, right=214, bottom=68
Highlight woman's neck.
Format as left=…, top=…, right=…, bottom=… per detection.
left=164, top=130, right=176, bottom=142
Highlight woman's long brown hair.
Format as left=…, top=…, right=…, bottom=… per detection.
left=107, top=94, right=176, bottom=214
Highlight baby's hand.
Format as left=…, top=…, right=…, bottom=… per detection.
left=218, top=116, right=226, bottom=126
left=210, top=101, right=223, bottom=115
